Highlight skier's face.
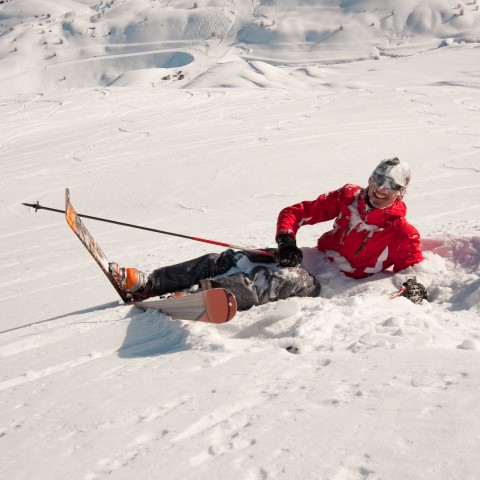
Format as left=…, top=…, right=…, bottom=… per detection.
left=367, top=171, right=406, bottom=209
left=367, top=183, right=399, bottom=209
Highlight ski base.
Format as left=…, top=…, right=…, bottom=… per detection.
left=135, top=288, right=237, bottom=323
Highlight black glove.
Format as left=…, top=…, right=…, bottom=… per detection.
left=401, top=277, right=427, bottom=304
left=276, top=234, right=303, bottom=267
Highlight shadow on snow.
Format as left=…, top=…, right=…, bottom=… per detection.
left=117, top=307, right=190, bottom=358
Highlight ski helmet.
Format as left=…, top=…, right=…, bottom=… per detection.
left=369, top=157, right=410, bottom=195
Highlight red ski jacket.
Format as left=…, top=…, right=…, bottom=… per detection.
left=276, top=184, right=423, bottom=279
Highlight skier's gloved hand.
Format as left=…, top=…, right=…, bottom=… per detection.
left=401, top=277, right=427, bottom=304
left=276, top=234, right=303, bottom=268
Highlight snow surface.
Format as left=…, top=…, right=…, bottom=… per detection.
left=1, top=1, right=480, bottom=479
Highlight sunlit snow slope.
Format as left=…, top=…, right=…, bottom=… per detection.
left=1, top=1, right=480, bottom=480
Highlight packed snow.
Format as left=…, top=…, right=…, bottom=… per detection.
left=1, top=1, right=480, bottom=479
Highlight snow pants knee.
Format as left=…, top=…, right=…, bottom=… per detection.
left=148, top=249, right=320, bottom=310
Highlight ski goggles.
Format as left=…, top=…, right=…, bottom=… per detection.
left=369, top=172, right=406, bottom=194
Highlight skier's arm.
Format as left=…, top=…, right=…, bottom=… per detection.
left=391, top=223, right=427, bottom=304
left=392, top=222, right=424, bottom=273
left=275, top=187, right=348, bottom=267
left=276, top=186, right=346, bottom=240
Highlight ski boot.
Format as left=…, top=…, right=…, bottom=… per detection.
left=109, top=263, right=150, bottom=295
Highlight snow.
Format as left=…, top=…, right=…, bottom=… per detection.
left=1, top=0, right=480, bottom=479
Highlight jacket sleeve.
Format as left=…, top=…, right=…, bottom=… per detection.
left=392, top=221, right=424, bottom=272
left=276, top=185, right=354, bottom=239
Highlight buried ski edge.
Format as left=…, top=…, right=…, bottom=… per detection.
left=135, top=289, right=237, bottom=324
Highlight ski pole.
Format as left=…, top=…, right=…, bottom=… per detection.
left=22, top=201, right=276, bottom=258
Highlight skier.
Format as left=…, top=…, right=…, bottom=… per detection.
left=113, top=158, right=427, bottom=309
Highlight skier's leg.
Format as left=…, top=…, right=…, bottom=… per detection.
left=207, top=265, right=320, bottom=310
left=206, top=273, right=260, bottom=310
left=251, top=266, right=321, bottom=304
left=147, top=249, right=240, bottom=296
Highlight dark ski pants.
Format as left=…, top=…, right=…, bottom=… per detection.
left=148, top=249, right=321, bottom=310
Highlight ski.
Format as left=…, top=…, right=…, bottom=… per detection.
left=65, top=188, right=134, bottom=303
left=135, top=288, right=237, bottom=323
left=65, top=188, right=238, bottom=321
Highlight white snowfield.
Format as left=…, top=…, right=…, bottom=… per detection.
left=1, top=1, right=480, bottom=479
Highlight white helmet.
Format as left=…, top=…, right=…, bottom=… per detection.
left=369, top=157, right=410, bottom=195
